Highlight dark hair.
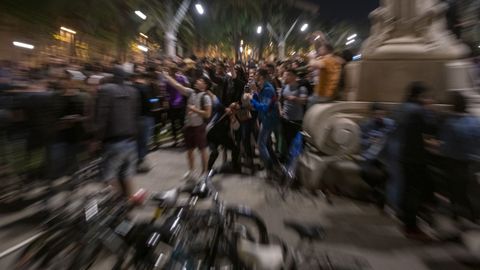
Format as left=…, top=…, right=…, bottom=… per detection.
left=341, top=49, right=354, bottom=62
left=323, top=43, right=334, bottom=53
left=199, top=75, right=212, bottom=90
left=266, top=63, right=275, bottom=70
left=406, top=81, right=428, bottom=103
left=257, top=68, right=270, bottom=80
left=451, top=91, right=467, bottom=113
left=112, top=66, right=127, bottom=83
left=285, top=68, right=298, bottom=77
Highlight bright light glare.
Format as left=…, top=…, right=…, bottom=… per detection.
left=239, top=47, right=243, bottom=53
left=300, top=24, right=308, bottom=32
left=346, top=39, right=356, bottom=46
left=314, top=35, right=320, bottom=41
left=138, top=45, right=148, bottom=52
left=257, top=26, right=262, bottom=34
left=195, top=4, right=204, bottom=15
left=60, top=27, right=76, bottom=34
left=135, top=10, right=147, bottom=20
left=240, top=40, right=244, bottom=45
left=352, top=54, right=362, bottom=61
left=140, top=33, right=148, bottom=38
left=13, top=41, right=34, bottom=50
left=347, top=34, right=357, bottom=41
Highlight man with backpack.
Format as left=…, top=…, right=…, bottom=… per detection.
left=162, top=72, right=212, bottom=179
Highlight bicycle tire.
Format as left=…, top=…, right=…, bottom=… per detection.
left=38, top=228, right=84, bottom=269
left=14, top=229, right=68, bottom=270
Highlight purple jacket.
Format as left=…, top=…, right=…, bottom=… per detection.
left=166, top=74, right=189, bottom=109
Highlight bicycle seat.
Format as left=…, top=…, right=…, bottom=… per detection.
left=284, top=220, right=326, bottom=241
left=151, top=188, right=179, bottom=208
left=237, top=238, right=284, bottom=270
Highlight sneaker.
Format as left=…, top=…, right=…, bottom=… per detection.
left=183, top=170, right=194, bottom=180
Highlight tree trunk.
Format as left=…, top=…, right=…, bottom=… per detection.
left=165, top=31, right=177, bottom=57
left=278, top=40, right=286, bottom=60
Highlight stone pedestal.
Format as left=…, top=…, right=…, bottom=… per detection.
left=345, top=59, right=478, bottom=104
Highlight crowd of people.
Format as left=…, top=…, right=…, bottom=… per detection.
left=2, top=38, right=480, bottom=241
left=0, top=38, right=347, bottom=182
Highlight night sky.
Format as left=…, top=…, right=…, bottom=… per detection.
left=307, top=0, right=380, bottom=23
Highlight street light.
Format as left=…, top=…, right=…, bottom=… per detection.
left=347, top=34, right=357, bottom=41
left=300, top=23, right=308, bottom=32
left=135, top=10, right=147, bottom=20
left=346, top=39, right=356, bottom=46
left=12, top=41, right=34, bottom=50
left=137, top=44, right=148, bottom=52
left=60, top=26, right=76, bottom=34
left=195, top=4, right=205, bottom=15
left=257, top=26, right=262, bottom=34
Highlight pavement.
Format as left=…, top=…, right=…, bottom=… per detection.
left=0, top=147, right=479, bottom=269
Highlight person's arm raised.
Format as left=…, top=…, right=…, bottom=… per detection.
left=162, top=71, right=190, bottom=96
left=309, top=58, right=325, bottom=69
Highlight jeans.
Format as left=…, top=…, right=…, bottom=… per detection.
left=281, top=118, right=302, bottom=161
left=103, top=139, right=137, bottom=181
left=257, top=119, right=278, bottom=171
left=137, top=116, right=155, bottom=161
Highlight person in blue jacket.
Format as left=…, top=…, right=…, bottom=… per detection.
left=246, top=69, right=279, bottom=179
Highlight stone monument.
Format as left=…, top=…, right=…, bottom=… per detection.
left=345, top=0, right=476, bottom=103
left=298, top=0, right=479, bottom=195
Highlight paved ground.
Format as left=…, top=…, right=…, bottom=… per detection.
left=0, top=147, right=478, bottom=269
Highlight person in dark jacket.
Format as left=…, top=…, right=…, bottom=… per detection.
left=95, top=66, right=140, bottom=197
left=206, top=92, right=240, bottom=172
left=395, top=82, right=437, bottom=240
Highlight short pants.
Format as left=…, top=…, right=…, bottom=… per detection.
left=184, top=124, right=207, bottom=150
left=102, top=139, right=137, bottom=181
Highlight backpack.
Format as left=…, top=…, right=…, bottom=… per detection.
left=198, top=92, right=210, bottom=123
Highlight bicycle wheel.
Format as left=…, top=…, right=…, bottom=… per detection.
left=38, top=228, right=84, bottom=269
left=14, top=229, right=68, bottom=270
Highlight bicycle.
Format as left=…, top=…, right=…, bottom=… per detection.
left=13, top=186, right=118, bottom=270
left=115, top=170, right=285, bottom=270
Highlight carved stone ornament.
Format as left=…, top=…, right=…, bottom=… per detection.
left=361, top=0, right=469, bottom=60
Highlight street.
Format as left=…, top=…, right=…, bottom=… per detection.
left=0, top=148, right=475, bottom=270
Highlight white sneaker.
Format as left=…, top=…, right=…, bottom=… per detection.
left=183, top=171, right=192, bottom=179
